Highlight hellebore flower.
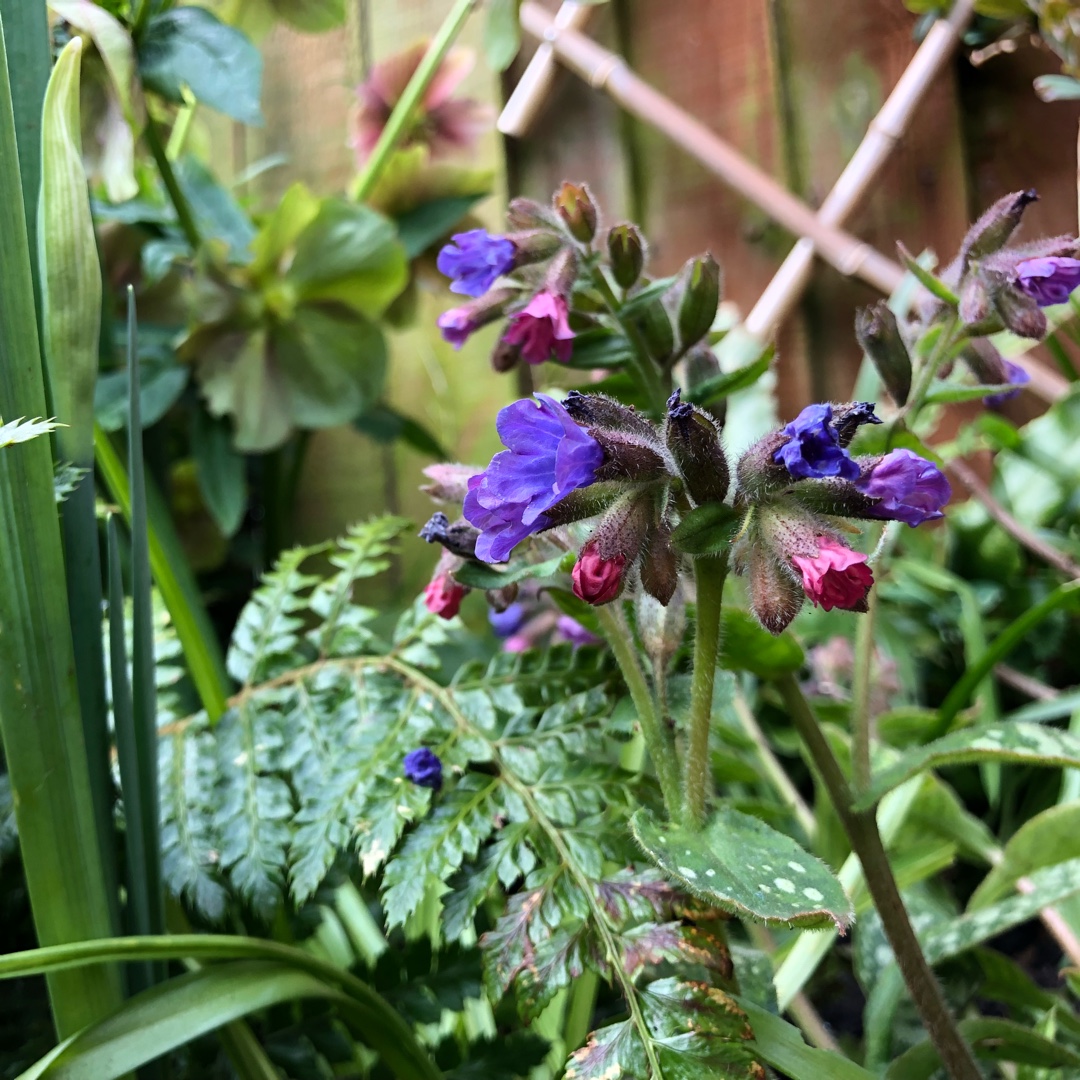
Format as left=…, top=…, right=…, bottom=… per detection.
left=572, top=543, right=626, bottom=605
left=983, top=359, right=1030, bottom=407
left=464, top=395, right=604, bottom=563
left=352, top=44, right=491, bottom=164
left=1014, top=257, right=1080, bottom=308
left=437, top=229, right=517, bottom=297
left=774, top=403, right=860, bottom=481
left=556, top=614, right=601, bottom=646
left=502, top=290, right=575, bottom=364
left=791, top=539, right=874, bottom=612
left=403, top=747, right=443, bottom=790
left=855, top=449, right=951, bottom=527
left=424, top=573, right=467, bottom=619
left=488, top=602, right=526, bottom=638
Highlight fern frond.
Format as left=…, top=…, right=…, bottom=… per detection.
left=0, top=415, right=61, bottom=447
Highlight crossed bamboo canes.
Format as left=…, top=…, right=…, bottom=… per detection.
left=497, top=0, right=1080, bottom=1011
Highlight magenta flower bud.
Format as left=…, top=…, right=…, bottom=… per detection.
left=1014, top=256, right=1080, bottom=307
left=984, top=359, right=1030, bottom=407
left=403, top=747, right=443, bottom=790
left=436, top=229, right=517, bottom=297
left=791, top=538, right=874, bottom=612
left=502, top=290, right=575, bottom=364
left=572, top=542, right=626, bottom=605
left=463, top=394, right=603, bottom=563
left=854, top=449, right=951, bottom=527
left=424, top=572, right=467, bottom=619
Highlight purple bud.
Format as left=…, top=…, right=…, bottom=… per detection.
left=555, top=614, right=601, bottom=647
left=403, top=747, right=443, bottom=790
left=983, top=359, right=1031, bottom=407
left=437, top=229, right=516, bottom=297
left=437, top=288, right=516, bottom=349
left=1014, top=256, right=1080, bottom=308
left=489, top=602, right=527, bottom=638
left=773, top=403, right=861, bottom=481
left=854, top=449, right=951, bottom=528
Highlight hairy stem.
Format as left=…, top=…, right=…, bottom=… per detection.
left=595, top=604, right=681, bottom=816
left=777, top=674, right=981, bottom=1080
left=683, top=555, right=728, bottom=827
left=851, top=586, right=877, bottom=793
left=353, top=0, right=480, bottom=202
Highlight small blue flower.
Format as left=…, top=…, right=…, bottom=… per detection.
left=403, top=748, right=443, bottom=790
left=1015, top=256, right=1080, bottom=308
left=464, top=395, right=604, bottom=563
left=437, top=229, right=516, bottom=297
left=983, top=359, right=1030, bottom=407
left=855, top=449, right=951, bottom=527
left=774, top=403, right=860, bottom=481
left=489, top=602, right=526, bottom=638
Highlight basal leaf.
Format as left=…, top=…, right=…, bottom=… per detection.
left=854, top=722, right=1080, bottom=810
left=139, top=7, right=263, bottom=125
left=631, top=806, right=852, bottom=930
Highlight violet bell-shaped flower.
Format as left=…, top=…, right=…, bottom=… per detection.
left=437, top=229, right=517, bottom=297
left=774, top=403, right=861, bottom=481
left=1014, top=256, right=1080, bottom=308
left=984, top=359, right=1031, bottom=407
left=463, top=394, right=604, bottom=563
left=854, top=449, right=951, bottom=527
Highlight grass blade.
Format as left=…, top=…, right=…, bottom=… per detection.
left=0, top=8, right=123, bottom=1036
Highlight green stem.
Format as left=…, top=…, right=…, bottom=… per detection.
left=352, top=0, right=480, bottom=202
left=895, top=315, right=961, bottom=438
left=777, top=674, right=981, bottom=1080
left=563, top=967, right=600, bottom=1053
left=595, top=604, right=681, bottom=816
left=132, top=0, right=153, bottom=38
left=683, top=555, right=728, bottom=827
left=144, top=114, right=201, bottom=251
left=851, top=585, right=877, bottom=793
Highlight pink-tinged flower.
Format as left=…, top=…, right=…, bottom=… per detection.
left=502, top=291, right=575, bottom=364
left=437, top=306, right=481, bottom=349
left=424, top=573, right=467, bottom=619
left=791, top=539, right=873, bottom=612
left=572, top=543, right=626, bottom=605
left=351, top=44, right=492, bottom=164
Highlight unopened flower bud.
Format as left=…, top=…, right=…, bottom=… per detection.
left=639, top=522, right=680, bottom=606
left=508, top=196, right=557, bottom=231
left=419, top=511, right=480, bottom=558
left=437, top=287, right=517, bottom=349
left=572, top=543, right=626, bottom=605
left=960, top=337, right=1009, bottom=386
left=960, top=189, right=1038, bottom=267
left=676, top=253, right=721, bottom=351
left=958, top=272, right=1003, bottom=336
left=636, top=584, right=686, bottom=665
left=633, top=296, right=675, bottom=363
left=746, top=542, right=804, bottom=636
left=564, top=392, right=671, bottom=483
left=855, top=302, right=911, bottom=406
left=490, top=338, right=522, bottom=372
left=486, top=582, right=520, bottom=613
left=421, top=463, right=482, bottom=504
left=509, top=229, right=564, bottom=268
left=554, top=181, right=598, bottom=243
left=607, top=223, right=645, bottom=289
left=991, top=273, right=1047, bottom=340
left=564, top=390, right=657, bottom=440
left=665, top=389, right=729, bottom=505
left=424, top=572, right=468, bottom=619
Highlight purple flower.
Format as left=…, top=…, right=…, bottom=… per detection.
left=774, top=403, right=860, bottom=481
left=437, top=229, right=516, bottom=297
left=488, top=602, right=526, bottom=638
left=855, top=449, right=951, bottom=527
left=437, top=306, right=481, bottom=349
left=403, top=747, right=443, bottom=790
left=1015, top=256, right=1080, bottom=308
left=555, top=615, right=600, bottom=647
left=983, top=359, right=1030, bottom=407
left=464, top=394, right=604, bottom=563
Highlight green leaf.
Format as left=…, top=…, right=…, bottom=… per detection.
left=138, top=7, right=263, bottom=125
left=968, top=802, right=1080, bottom=910
left=886, top=1019, right=1080, bottom=1079
left=353, top=403, right=449, bottom=458
left=560, top=329, right=634, bottom=370
left=631, top=805, right=852, bottom=930
left=249, top=180, right=320, bottom=277
left=686, top=351, right=773, bottom=406
left=719, top=608, right=804, bottom=678
left=896, top=244, right=958, bottom=305
left=394, top=194, right=483, bottom=260
left=40, top=36, right=101, bottom=465
left=173, top=154, right=256, bottom=261
left=94, top=354, right=188, bottom=432
left=669, top=503, right=740, bottom=556
left=923, top=381, right=1015, bottom=405
left=854, top=722, right=1080, bottom=810
left=483, top=0, right=520, bottom=73
left=266, top=0, right=345, bottom=32
left=453, top=554, right=566, bottom=590
left=287, top=199, right=408, bottom=318
left=192, top=409, right=246, bottom=537
left=738, top=999, right=875, bottom=1080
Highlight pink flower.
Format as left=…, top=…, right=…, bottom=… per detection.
left=791, top=538, right=873, bottom=612
left=424, top=573, right=467, bottom=619
left=572, top=543, right=626, bottom=605
left=351, top=44, right=492, bottom=164
left=502, top=291, right=575, bottom=365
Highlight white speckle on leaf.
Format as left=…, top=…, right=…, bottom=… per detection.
left=758, top=883, right=772, bottom=893
left=803, top=887, right=824, bottom=902
left=706, top=869, right=716, bottom=877
left=775, top=878, right=796, bottom=893
left=233, top=751, right=249, bottom=767
left=362, top=839, right=385, bottom=877
left=788, top=861, right=807, bottom=874
left=761, top=864, right=773, bottom=872
left=678, top=866, right=698, bottom=879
